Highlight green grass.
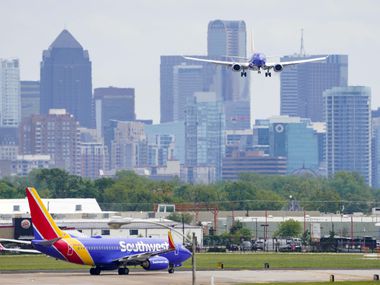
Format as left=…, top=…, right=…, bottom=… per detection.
left=1, top=252, right=380, bottom=271
left=182, top=252, right=380, bottom=270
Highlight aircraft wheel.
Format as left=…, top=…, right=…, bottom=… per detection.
left=168, top=265, right=174, bottom=274
left=90, top=267, right=101, bottom=275
left=118, top=267, right=127, bottom=275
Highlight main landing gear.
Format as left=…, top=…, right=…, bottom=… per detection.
left=118, top=267, right=129, bottom=275
left=240, top=71, right=247, bottom=77
left=90, top=267, right=101, bottom=275
left=168, top=264, right=175, bottom=274
left=265, top=71, right=272, bottom=77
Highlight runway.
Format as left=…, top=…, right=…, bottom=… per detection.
left=1, top=269, right=380, bottom=284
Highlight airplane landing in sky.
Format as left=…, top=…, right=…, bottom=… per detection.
left=0, top=187, right=192, bottom=276
left=184, top=53, right=328, bottom=77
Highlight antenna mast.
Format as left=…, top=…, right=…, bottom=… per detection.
left=300, top=28, right=305, bottom=56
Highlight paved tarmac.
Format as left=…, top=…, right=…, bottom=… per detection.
left=1, top=269, right=380, bottom=284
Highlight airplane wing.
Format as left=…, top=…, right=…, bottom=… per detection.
left=0, top=238, right=32, bottom=245
left=184, top=56, right=249, bottom=68
left=266, top=56, right=328, bottom=68
left=0, top=242, right=40, bottom=254
left=115, top=232, right=176, bottom=265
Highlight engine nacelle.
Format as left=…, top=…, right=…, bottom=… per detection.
left=142, top=256, right=169, bottom=271
left=231, top=63, right=242, bottom=72
left=273, top=64, right=284, bottom=72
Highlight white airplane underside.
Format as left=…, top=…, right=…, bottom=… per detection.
left=184, top=54, right=328, bottom=78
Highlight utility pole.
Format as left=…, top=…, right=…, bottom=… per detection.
left=192, top=232, right=196, bottom=285
left=182, top=213, right=185, bottom=245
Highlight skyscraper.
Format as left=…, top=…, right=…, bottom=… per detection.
left=280, top=54, right=348, bottom=122
left=40, top=30, right=92, bottom=127
left=160, top=19, right=250, bottom=130
left=185, top=92, right=225, bottom=182
left=324, top=86, right=371, bottom=185
left=173, top=65, right=203, bottom=121
left=20, top=81, right=40, bottom=119
left=160, top=56, right=217, bottom=123
left=208, top=20, right=250, bottom=127
left=94, top=87, right=135, bottom=138
left=0, top=59, right=20, bottom=127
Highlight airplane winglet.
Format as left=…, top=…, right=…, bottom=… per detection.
left=0, top=243, right=4, bottom=251
left=168, top=231, right=175, bottom=250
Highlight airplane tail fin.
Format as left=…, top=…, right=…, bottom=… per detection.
left=249, top=28, right=255, bottom=54
left=26, top=187, right=65, bottom=240
left=168, top=231, right=176, bottom=250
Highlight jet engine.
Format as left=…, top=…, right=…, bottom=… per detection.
left=231, top=63, right=242, bottom=72
left=142, top=256, right=169, bottom=271
left=273, top=64, right=284, bottom=72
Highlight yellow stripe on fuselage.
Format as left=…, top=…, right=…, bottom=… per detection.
left=64, top=237, right=94, bottom=266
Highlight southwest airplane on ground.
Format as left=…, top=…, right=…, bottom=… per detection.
left=184, top=53, right=328, bottom=77
left=0, top=187, right=192, bottom=275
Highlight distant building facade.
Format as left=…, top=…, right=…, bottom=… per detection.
left=280, top=54, right=348, bottom=122
left=208, top=20, right=250, bottom=128
left=324, top=86, right=372, bottom=185
left=173, top=65, right=203, bottom=121
left=94, top=87, right=135, bottom=138
left=0, top=59, right=20, bottom=127
left=110, top=121, right=146, bottom=170
left=40, top=30, right=92, bottom=128
left=268, top=116, right=319, bottom=174
left=185, top=92, right=225, bottom=182
left=11, top=155, right=51, bottom=176
left=20, top=81, right=40, bottom=119
left=145, top=121, right=185, bottom=164
left=19, top=109, right=80, bottom=174
left=79, top=142, right=107, bottom=179
left=222, top=151, right=287, bottom=180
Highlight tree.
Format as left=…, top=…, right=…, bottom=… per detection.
left=166, top=212, right=193, bottom=224
left=274, top=219, right=302, bottom=238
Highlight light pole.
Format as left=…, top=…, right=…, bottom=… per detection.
left=108, top=218, right=197, bottom=285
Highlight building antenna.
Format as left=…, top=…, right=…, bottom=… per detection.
left=300, top=28, right=305, bottom=56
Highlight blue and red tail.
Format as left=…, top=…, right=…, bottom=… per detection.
left=26, top=187, right=65, bottom=241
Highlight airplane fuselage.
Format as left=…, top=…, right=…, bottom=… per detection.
left=32, top=237, right=191, bottom=268
left=248, top=53, right=267, bottom=70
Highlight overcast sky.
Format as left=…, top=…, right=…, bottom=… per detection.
left=1, top=0, right=379, bottom=123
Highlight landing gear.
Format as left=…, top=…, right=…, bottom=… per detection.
left=90, top=267, right=101, bottom=275
left=118, top=267, right=129, bottom=275
left=168, top=264, right=175, bottom=274
left=265, top=72, right=272, bottom=77
left=240, top=71, right=247, bottom=77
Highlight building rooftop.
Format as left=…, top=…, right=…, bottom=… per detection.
left=49, top=29, right=83, bottom=49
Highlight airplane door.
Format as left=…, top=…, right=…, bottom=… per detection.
left=175, top=247, right=179, bottom=255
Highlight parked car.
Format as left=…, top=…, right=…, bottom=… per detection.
left=252, top=240, right=265, bottom=251
left=240, top=241, right=252, bottom=251
left=279, top=243, right=302, bottom=252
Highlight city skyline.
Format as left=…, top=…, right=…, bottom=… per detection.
left=0, top=0, right=378, bottom=123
